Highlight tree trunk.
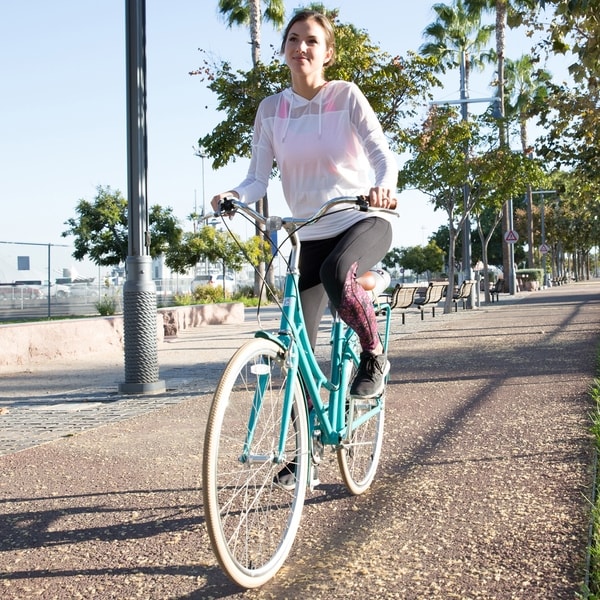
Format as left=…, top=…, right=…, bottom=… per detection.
left=249, top=0, right=261, bottom=66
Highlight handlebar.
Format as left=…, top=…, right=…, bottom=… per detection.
left=210, top=195, right=397, bottom=233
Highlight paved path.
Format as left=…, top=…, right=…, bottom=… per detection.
left=0, top=282, right=599, bottom=599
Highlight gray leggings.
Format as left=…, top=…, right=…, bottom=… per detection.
left=298, top=217, right=392, bottom=350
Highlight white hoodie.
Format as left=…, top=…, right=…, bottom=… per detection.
left=233, top=80, right=398, bottom=240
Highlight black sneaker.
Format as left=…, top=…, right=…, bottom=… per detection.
left=273, top=461, right=320, bottom=491
left=273, top=463, right=296, bottom=491
left=350, top=351, right=390, bottom=398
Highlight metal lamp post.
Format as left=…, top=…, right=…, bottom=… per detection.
left=119, top=0, right=165, bottom=394
left=194, top=147, right=210, bottom=276
left=531, top=189, right=557, bottom=288
left=431, top=92, right=502, bottom=304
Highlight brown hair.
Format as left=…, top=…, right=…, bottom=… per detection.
left=279, top=9, right=336, bottom=68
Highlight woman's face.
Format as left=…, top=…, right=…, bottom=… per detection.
left=284, top=17, right=333, bottom=80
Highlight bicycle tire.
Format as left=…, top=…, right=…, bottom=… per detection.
left=202, top=338, right=309, bottom=588
left=337, top=354, right=385, bottom=495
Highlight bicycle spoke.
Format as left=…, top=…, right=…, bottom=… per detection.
left=203, top=339, right=308, bottom=588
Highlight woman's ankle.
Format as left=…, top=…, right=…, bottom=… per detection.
left=368, top=343, right=384, bottom=356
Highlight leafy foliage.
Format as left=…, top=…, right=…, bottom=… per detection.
left=164, top=226, right=245, bottom=274
left=382, top=241, right=445, bottom=280
left=62, top=185, right=183, bottom=268
left=95, top=295, right=118, bottom=316
left=164, top=222, right=271, bottom=278
left=399, top=104, right=544, bottom=302
left=191, top=12, right=440, bottom=167
left=420, top=0, right=496, bottom=76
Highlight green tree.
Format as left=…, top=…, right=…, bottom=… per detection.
left=400, top=246, right=428, bottom=281
left=165, top=225, right=247, bottom=294
left=528, top=0, right=600, bottom=85
left=399, top=106, right=542, bottom=307
left=514, top=1, right=600, bottom=254
left=420, top=0, right=495, bottom=299
left=398, top=106, right=474, bottom=310
left=469, top=143, right=544, bottom=298
left=422, top=241, right=446, bottom=275
left=215, top=0, right=286, bottom=297
left=394, top=242, right=445, bottom=282
left=381, top=247, right=403, bottom=279
left=464, top=0, right=555, bottom=279
left=503, top=55, right=552, bottom=266
left=193, top=10, right=439, bottom=167
left=218, top=0, right=285, bottom=66
left=62, top=185, right=183, bottom=268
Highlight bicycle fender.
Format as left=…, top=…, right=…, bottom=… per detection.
left=254, top=330, right=286, bottom=348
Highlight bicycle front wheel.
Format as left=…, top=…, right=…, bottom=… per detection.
left=202, top=338, right=309, bottom=588
left=337, top=357, right=385, bottom=495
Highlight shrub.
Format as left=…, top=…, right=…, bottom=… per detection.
left=172, top=285, right=275, bottom=308
left=95, top=295, right=117, bottom=316
left=172, top=293, right=193, bottom=306
left=516, top=268, right=544, bottom=282
left=235, top=285, right=255, bottom=299
left=193, top=284, right=228, bottom=303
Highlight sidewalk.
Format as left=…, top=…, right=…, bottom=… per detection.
left=1, top=282, right=599, bottom=599
left=0, top=307, right=281, bottom=456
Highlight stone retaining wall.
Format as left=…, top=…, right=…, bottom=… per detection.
left=0, top=303, right=244, bottom=373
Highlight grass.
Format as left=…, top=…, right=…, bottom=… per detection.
left=585, top=371, right=600, bottom=599
left=0, top=314, right=91, bottom=324
left=580, top=339, right=600, bottom=599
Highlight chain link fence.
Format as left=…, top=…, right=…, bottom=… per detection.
left=0, top=242, right=122, bottom=321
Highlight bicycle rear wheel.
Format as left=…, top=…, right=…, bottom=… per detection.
left=337, top=356, right=385, bottom=495
left=202, top=338, right=309, bottom=588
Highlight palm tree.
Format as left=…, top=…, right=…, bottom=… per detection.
left=465, top=0, right=552, bottom=286
left=218, top=0, right=285, bottom=66
left=504, top=55, right=551, bottom=266
left=420, top=0, right=494, bottom=94
left=420, top=0, right=494, bottom=308
left=217, top=0, right=286, bottom=296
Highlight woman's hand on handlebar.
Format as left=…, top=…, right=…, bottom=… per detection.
left=211, top=191, right=239, bottom=217
left=368, top=187, right=396, bottom=210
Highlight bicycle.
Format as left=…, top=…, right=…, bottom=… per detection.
left=202, top=195, right=397, bottom=588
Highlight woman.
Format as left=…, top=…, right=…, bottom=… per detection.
left=211, top=9, right=398, bottom=399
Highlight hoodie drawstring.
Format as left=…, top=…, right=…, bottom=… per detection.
left=280, top=87, right=324, bottom=142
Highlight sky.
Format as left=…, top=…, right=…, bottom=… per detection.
left=0, top=1, right=565, bottom=281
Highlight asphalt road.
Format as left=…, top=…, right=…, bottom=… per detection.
left=0, top=282, right=599, bottom=599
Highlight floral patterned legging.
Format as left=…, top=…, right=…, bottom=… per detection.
left=298, top=217, right=392, bottom=352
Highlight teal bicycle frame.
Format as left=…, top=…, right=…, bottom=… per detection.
left=203, top=195, right=397, bottom=588
left=241, top=197, right=393, bottom=468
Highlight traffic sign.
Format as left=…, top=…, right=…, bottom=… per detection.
left=539, top=243, right=550, bottom=254
left=504, top=230, right=519, bottom=243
